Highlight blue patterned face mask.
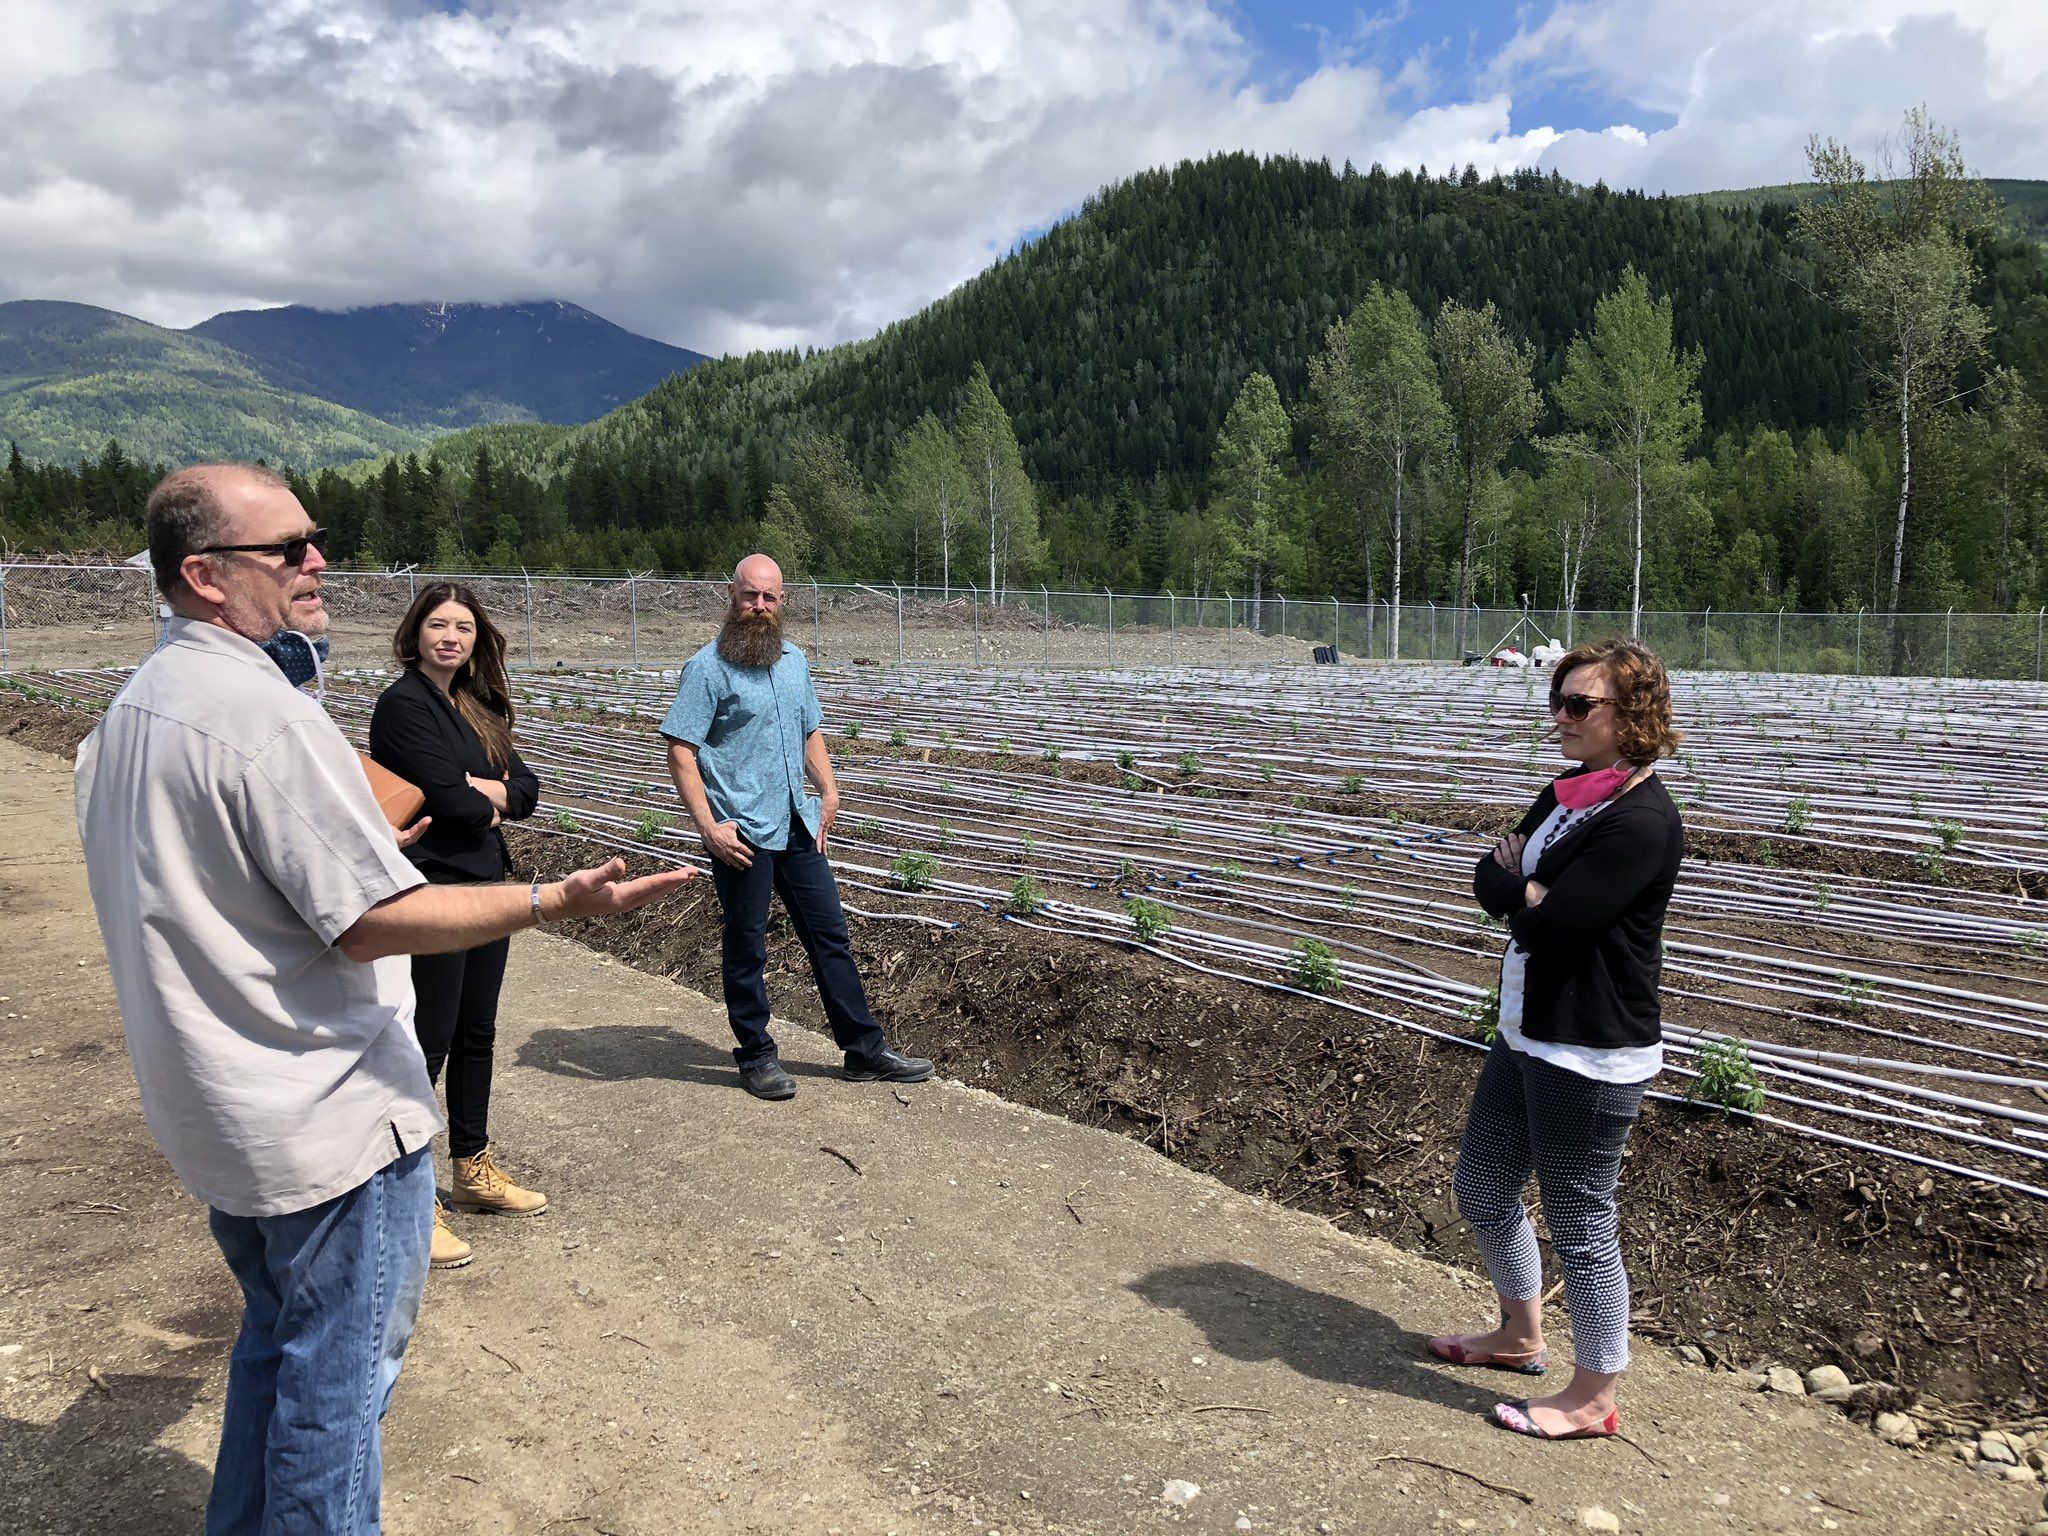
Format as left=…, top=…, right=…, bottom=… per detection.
left=259, top=629, right=330, bottom=700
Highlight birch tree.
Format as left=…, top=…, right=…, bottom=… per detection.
left=1799, top=109, right=1993, bottom=656
left=1433, top=301, right=1539, bottom=656
left=1551, top=267, right=1703, bottom=637
left=882, top=411, right=970, bottom=592
left=955, top=363, right=1035, bottom=603
left=1304, top=283, right=1447, bottom=657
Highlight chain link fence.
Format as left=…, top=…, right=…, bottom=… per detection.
left=4, top=561, right=2045, bottom=680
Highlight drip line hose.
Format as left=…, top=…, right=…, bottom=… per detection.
left=32, top=662, right=2048, bottom=1196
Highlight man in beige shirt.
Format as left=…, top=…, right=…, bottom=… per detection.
left=75, top=463, right=692, bottom=1536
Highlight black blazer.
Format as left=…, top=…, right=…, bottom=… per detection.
left=368, top=666, right=540, bottom=881
left=1472, top=771, right=1684, bottom=1051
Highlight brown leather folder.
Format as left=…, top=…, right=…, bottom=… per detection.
left=358, top=752, right=427, bottom=830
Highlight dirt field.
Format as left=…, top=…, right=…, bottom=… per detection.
left=4, top=725, right=2048, bottom=1534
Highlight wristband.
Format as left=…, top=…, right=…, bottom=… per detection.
left=530, top=880, right=547, bottom=926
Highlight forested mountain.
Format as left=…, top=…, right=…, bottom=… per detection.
left=1688, top=178, right=2048, bottom=243
left=190, top=301, right=707, bottom=429
left=0, top=298, right=706, bottom=471
left=405, top=155, right=2047, bottom=502
left=8, top=154, right=2048, bottom=624
left=0, top=300, right=428, bottom=467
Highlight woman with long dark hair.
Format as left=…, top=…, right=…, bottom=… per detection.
left=370, top=583, right=544, bottom=1270
left=1428, top=636, right=1685, bottom=1440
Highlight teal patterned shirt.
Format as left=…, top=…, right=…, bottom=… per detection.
left=659, top=640, right=823, bottom=851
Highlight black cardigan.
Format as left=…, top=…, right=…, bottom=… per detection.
left=368, top=666, right=540, bottom=881
left=1472, top=771, right=1684, bottom=1050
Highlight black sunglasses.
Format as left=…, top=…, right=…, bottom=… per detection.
left=1551, top=693, right=1617, bottom=721
left=198, top=528, right=329, bottom=567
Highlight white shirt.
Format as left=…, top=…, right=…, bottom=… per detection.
left=1497, top=799, right=1664, bottom=1085
left=75, top=619, right=441, bottom=1217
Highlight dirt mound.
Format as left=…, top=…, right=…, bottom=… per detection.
left=0, top=689, right=97, bottom=756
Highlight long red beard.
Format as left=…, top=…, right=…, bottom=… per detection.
left=717, top=610, right=784, bottom=669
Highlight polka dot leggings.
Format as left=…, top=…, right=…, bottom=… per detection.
left=1451, top=1041, right=1650, bottom=1375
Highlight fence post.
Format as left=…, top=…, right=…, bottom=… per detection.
left=1041, top=584, right=1051, bottom=665
left=811, top=580, right=821, bottom=662
left=1225, top=591, right=1235, bottom=664
left=1945, top=607, right=1953, bottom=680
left=406, top=565, right=417, bottom=603
left=627, top=572, right=640, bottom=668
left=1279, top=593, right=1288, bottom=658
left=1166, top=589, right=1176, bottom=666
left=1855, top=607, right=1864, bottom=675
left=1429, top=601, right=1437, bottom=660
left=1776, top=606, right=1783, bottom=674
left=2037, top=606, right=2044, bottom=683
left=894, top=582, right=904, bottom=665
left=1700, top=606, right=1710, bottom=671
left=1330, top=596, right=1340, bottom=661
left=1104, top=587, right=1114, bottom=667
left=520, top=568, right=535, bottom=667
left=971, top=582, right=981, bottom=667
left=0, top=563, right=8, bottom=671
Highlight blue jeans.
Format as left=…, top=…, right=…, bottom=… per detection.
left=709, top=818, right=890, bottom=1066
left=205, top=1146, right=435, bottom=1535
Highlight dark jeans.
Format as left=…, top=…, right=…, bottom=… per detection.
left=206, top=1148, right=434, bottom=1535
left=709, top=819, right=889, bottom=1066
left=410, top=880, right=509, bottom=1158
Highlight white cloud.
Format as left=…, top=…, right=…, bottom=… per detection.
left=1490, top=1, right=2047, bottom=193
left=0, top=1, right=2039, bottom=355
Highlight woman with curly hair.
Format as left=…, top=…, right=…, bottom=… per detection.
left=370, top=583, right=544, bottom=1271
left=1428, top=637, right=1685, bottom=1440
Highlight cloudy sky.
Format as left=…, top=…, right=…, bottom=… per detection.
left=2, top=0, right=2041, bottom=355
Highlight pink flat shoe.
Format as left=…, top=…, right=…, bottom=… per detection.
left=1427, top=1335, right=1549, bottom=1375
left=1491, top=1399, right=1620, bottom=1440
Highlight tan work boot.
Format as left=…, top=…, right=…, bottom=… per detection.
left=451, top=1147, right=549, bottom=1216
left=431, top=1200, right=473, bottom=1270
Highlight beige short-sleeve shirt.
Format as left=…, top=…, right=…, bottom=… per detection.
left=75, top=619, right=442, bottom=1218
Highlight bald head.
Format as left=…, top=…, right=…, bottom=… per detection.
left=728, top=554, right=785, bottom=617
left=733, top=553, right=783, bottom=592
left=147, top=463, right=292, bottom=601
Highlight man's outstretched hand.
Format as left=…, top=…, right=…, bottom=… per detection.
left=547, top=858, right=696, bottom=921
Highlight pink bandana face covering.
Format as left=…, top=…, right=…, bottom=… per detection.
left=1552, top=761, right=1634, bottom=810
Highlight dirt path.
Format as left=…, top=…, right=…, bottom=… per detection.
left=0, top=734, right=2040, bottom=1536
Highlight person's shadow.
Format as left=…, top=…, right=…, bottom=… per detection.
left=516, top=1023, right=846, bottom=1087
left=0, top=1373, right=213, bottom=1534
left=1128, top=1261, right=1501, bottom=1416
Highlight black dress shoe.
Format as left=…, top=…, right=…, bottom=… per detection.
left=843, top=1046, right=935, bottom=1084
left=738, top=1057, right=797, bottom=1100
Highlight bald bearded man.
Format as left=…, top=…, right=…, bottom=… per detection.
left=661, top=554, right=933, bottom=1100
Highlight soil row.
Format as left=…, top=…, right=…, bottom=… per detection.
left=9, top=688, right=2042, bottom=1434
left=508, top=825, right=2047, bottom=1434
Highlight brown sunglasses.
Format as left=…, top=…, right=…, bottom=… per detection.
left=1551, top=693, right=1617, bottom=721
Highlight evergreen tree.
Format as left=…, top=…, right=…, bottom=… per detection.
left=1211, top=372, right=1295, bottom=628
left=764, top=434, right=871, bottom=579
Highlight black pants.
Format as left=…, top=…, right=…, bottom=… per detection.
left=708, top=819, right=889, bottom=1066
left=410, top=893, right=509, bottom=1159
